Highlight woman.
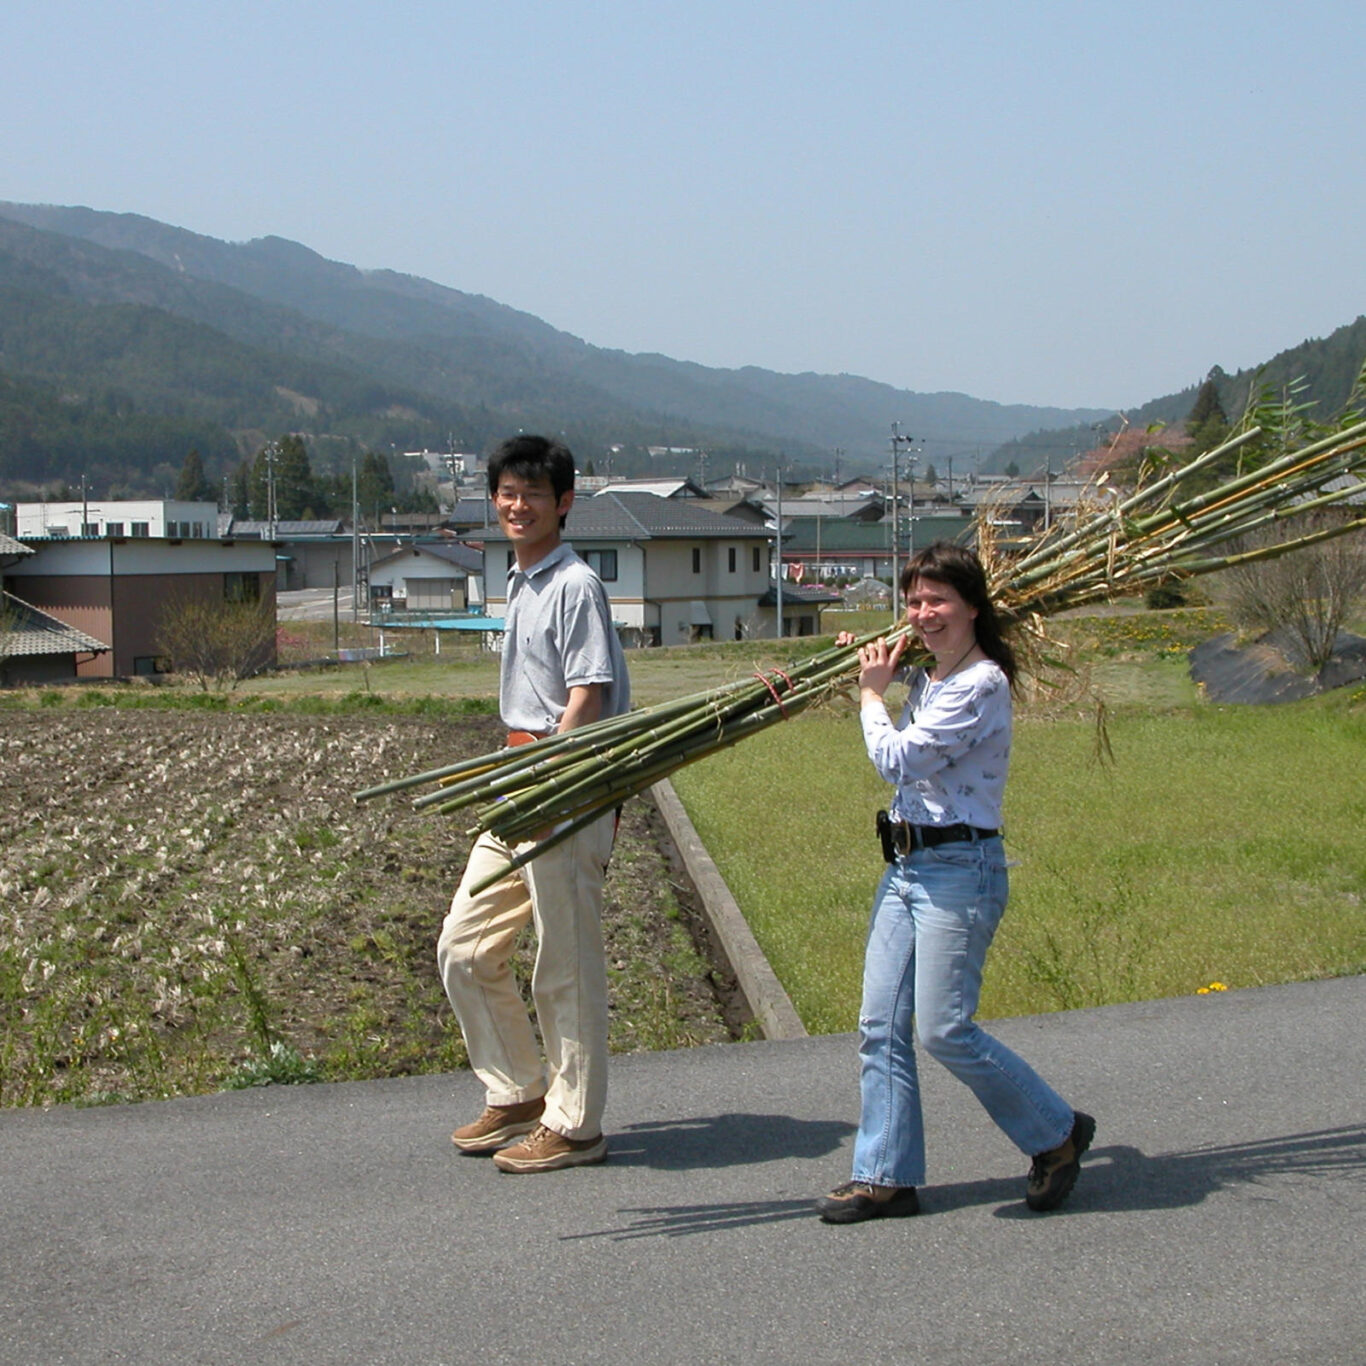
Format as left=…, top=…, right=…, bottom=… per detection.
left=818, top=542, right=1094, bottom=1224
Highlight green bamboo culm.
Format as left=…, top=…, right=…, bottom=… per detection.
left=356, top=420, right=1366, bottom=894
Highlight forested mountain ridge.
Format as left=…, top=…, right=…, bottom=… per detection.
left=0, top=202, right=1111, bottom=496
left=983, top=315, right=1366, bottom=477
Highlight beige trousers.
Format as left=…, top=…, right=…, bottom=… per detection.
left=436, top=815, right=615, bottom=1141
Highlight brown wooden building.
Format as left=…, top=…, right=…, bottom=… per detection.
left=3, top=535, right=277, bottom=679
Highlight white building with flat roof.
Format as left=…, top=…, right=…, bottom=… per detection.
left=16, top=500, right=221, bottom=540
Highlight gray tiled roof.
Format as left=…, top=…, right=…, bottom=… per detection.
left=758, top=583, right=843, bottom=607
left=371, top=541, right=483, bottom=572
left=446, top=498, right=498, bottom=529
left=1, top=593, right=109, bottom=657
left=416, top=541, right=483, bottom=571
left=483, top=492, right=773, bottom=543
left=226, top=519, right=346, bottom=537
left=0, top=532, right=33, bottom=556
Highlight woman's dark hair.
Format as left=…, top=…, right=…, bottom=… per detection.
left=487, top=434, right=577, bottom=527
left=900, top=541, right=1017, bottom=689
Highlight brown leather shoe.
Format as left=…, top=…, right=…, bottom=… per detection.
left=1026, top=1111, right=1096, bottom=1211
left=817, top=1181, right=920, bottom=1224
left=491, top=1123, right=608, bottom=1173
left=450, top=1097, right=546, bottom=1154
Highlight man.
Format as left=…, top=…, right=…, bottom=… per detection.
left=437, top=434, right=630, bottom=1173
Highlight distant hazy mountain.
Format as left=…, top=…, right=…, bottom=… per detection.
left=0, top=202, right=1113, bottom=494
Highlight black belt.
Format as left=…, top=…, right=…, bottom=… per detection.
left=877, top=810, right=998, bottom=861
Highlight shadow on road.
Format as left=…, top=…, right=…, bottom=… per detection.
left=607, top=1112, right=857, bottom=1171
left=564, top=1122, right=1366, bottom=1241
left=989, top=1122, right=1366, bottom=1218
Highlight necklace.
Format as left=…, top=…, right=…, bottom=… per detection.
left=929, top=639, right=980, bottom=683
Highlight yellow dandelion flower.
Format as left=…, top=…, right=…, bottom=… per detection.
left=1197, top=987, right=1210, bottom=995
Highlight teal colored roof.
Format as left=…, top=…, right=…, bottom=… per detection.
left=780, top=516, right=975, bottom=552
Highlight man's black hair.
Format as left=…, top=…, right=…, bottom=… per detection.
left=487, top=435, right=576, bottom=528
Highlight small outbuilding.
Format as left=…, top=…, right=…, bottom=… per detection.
left=1, top=590, right=110, bottom=685
left=366, top=542, right=484, bottom=613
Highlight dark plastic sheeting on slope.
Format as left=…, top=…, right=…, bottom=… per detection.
left=1189, top=629, right=1366, bottom=703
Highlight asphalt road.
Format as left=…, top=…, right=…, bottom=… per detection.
left=276, top=586, right=358, bottom=622
left=2, top=977, right=1362, bottom=1366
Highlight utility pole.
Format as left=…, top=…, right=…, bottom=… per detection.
left=351, top=453, right=360, bottom=622
left=264, top=441, right=279, bottom=543
left=774, top=458, right=784, bottom=637
left=908, top=437, right=921, bottom=558
left=889, top=424, right=917, bottom=620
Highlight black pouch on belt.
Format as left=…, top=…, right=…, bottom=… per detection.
left=876, top=809, right=896, bottom=863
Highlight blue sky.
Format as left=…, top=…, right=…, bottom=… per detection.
left=4, top=1, right=1363, bottom=411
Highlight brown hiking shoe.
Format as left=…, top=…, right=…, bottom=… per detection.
left=1026, top=1111, right=1096, bottom=1211
left=491, top=1123, right=608, bottom=1173
left=450, top=1098, right=546, bottom=1154
left=816, top=1181, right=920, bottom=1224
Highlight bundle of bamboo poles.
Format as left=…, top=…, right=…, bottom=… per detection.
left=356, top=419, right=1366, bottom=887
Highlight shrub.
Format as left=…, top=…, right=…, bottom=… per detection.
left=1145, top=583, right=1188, bottom=610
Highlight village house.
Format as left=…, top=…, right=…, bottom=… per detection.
left=366, top=541, right=484, bottom=614
left=778, top=512, right=977, bottom=583
left=224, top=517, right=349, bottom=591
left=4, top=508, right=276, bottom=679
left=758, top=579, right=844, bottom=637
left=0, top=534, right=110, bottom=684
left=0, top=589, right=110, bottom=685
left=956, top=476, right=1100, bottom=539
left=481, top=491, right=783, bottom=644
left=594, top=476, right=711, bottom=500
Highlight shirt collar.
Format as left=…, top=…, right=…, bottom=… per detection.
left=507, top=539, right=574, bottom=583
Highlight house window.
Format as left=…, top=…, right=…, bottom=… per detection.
left=133, top=655, right=171, bottom=675
left=106, top=522, right=124, bottom=537
left=82, top=522, right=99, bottom=537
left=130, top=522, right=150, bottom=537
left=48, top=525, right=70, bottom=537
left=583, top=549, right=618, bottom=582
left=224, top=572, right=260, bottom=603
left=728, top=547, right=737, bottom=573
left=752, top=547, right=761, bottom=572
left=167, top=521, right=184, bottom=539
left=691, top=547, right=701, bottom=574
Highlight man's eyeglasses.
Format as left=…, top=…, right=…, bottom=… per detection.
left=493, top=487, right=558, bottom=507
left=494, top=486, right=557, bottom=508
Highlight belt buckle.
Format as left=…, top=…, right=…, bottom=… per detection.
left=893, top=821, right=915, bottom=857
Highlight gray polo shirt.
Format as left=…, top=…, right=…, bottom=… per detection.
left=500, top=541, right=630, bottom=733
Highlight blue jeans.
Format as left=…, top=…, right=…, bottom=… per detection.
left=851, top=837, right=1074, bottom=1188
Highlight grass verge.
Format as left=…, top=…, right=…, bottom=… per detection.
left=670, top=636, right=1365, bottom=1031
